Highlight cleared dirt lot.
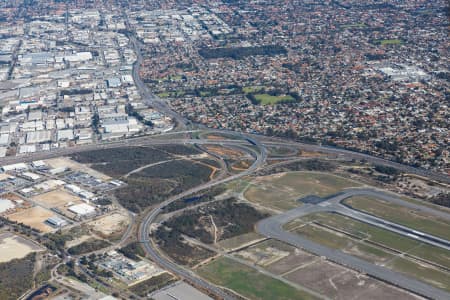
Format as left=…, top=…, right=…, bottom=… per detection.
left=31, top=189, right=84, bottom=220
left=87, top=212, right=129, bottom=237
left=284, top=259, right=420, bottom=300
left=7, top=206, right=54, bottom=233
left=0, top=232, right=44, bottom=262
left=266, top=248, right=317, bottom=275
left=45, top=157, right=111, bottom=180
left=232, top=238, right=422, bottom=299
left=204, top=145, right=247, bottom=159
left=235, top=240, right=291, bottom=266
left=32, top=189, right=83, bottom=208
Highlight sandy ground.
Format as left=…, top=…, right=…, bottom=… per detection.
left=0, top=232, right=44, bottom=262
left=7, top=206, right=54, bottom=233
left=88, top=212, right=129, bottom=236
left=32, top=189, right=83, bottom=208
left=31, top=189, right=83, bottom=219
left=2, top=193, right=26, bottom=201
left=65, top=235, right=92, bottom=248
left=0, top=173, right=13, bottom=181
left=282, top=258, right=420, bottom=300
left=45, top=157, right=111, bottom=181
left=205, top=134, right=226, bottom=140
left=204, top=145, right=245, bottom=158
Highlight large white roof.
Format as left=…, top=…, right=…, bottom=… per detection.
left=68, top=203, right=96, bottom=216
left=0, top=199, right=15, bottom=213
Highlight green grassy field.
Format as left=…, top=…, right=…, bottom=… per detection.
left=378, top=39, right=402, bottom=45
left=268, top=146, right=298, bottom=157
left=296, top=224, right=352, bottom=249
left=283, top=218, right=307, bottom=231
left=343, top=196, right=450, bottom=240
left=293, top=213, right=450, bottom=291
left=244, top=171, right=361, bottom=211
left=388, top=257, right=450, bottom=292
left=254, top=93, right=295, bottom=105
left=300, top=212, right=450, bottom=269
left=296, top=223, right=395, bottom=264
left=157, top=90, right=185, bottom=98
left=157, top=92, right=170, bottom=98
left=197, top=257, right=317, bottom=300
left=218, top=232, right=264, bottom=250
left=243, top=86, right=266, bottom=93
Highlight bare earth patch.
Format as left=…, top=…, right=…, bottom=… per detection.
left=0, top=232, right=44, bottom=262
left=88, top=212, right=129, bottom=237
left=267, top=248, right=317, bottom=275
left=65, top=234, right=93, bottom=248
left=45, top=157, right=111, bottom=181
left=32, top=189, right=83, bottom=208
left=284, top=259, right=419, bottom=300
left=7, top=206, right=54, bottom=233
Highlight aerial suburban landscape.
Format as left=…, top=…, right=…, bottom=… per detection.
left=0, top=0, right=448, bottom=300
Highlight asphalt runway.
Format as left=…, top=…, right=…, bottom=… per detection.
left=257, top=188, right=450, bottom=300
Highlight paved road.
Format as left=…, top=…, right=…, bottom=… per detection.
left=320, top=188, right=450, bottom=250
left=257, top=188, right=450, bottom=300
left=130, top=35, right=189, bottom=130
left=1, top=129, right=446, bottom=298
left=138, top=137, right=267, bottom=300
left=335, top=205, right=450, bottom=250
left=182, top=235, right=328, bottom=300
left=260, top=139, right=450, bottom=184
left=126, top=19, right=449, bottom=297
left=130, top=28, right=450, bottom=184
left=0, top=128, right=448, bottom=186
left=329, top=188, right=450, bottom=221
left=8, top=20, right=449, bottom=299
left=0, top=135, right=249, bottom=165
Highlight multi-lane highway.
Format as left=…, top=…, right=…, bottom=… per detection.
left=129, top=34, right=189, bottom=130
left=127, top=18, right=449, bottom=185
left=7, top=21, right=450, bottom=300
left=0, top=127, right=448, bottom=186
left=130, top=25, right=450, bottom=300
left=138, top=137, right=267, bottom=300
left=256, top=188, right=450, bottom=300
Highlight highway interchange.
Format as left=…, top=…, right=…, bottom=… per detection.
left=125, top=48, right=450, bottom=300
left=10, top=128, right=445, bottom=300
left=5, top=25, right=450, bottom=300
left=138, top=133, right=267, bottom=300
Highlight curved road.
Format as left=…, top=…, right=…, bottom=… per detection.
left=138, top=136, right=267, bottom=300
left=10, top=22, right=450, bottom=299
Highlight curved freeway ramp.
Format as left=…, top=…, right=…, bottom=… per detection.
left=139, top=136, right=267, bottom=300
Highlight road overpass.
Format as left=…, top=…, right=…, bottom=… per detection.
left=138, top=135, right=266, bottom=300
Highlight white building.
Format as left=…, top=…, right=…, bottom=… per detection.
left=2, top=163, right=28, bottom=172
left=68, top=203, right=96, bottom=216
left=57, top=129, right=74, bottom=141
left=20, top=172, right=41, bottom=181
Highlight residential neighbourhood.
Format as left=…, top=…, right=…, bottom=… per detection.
left=133, top=0, right=448, bottom=173
left=0, top=1, right=448, bottom=300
